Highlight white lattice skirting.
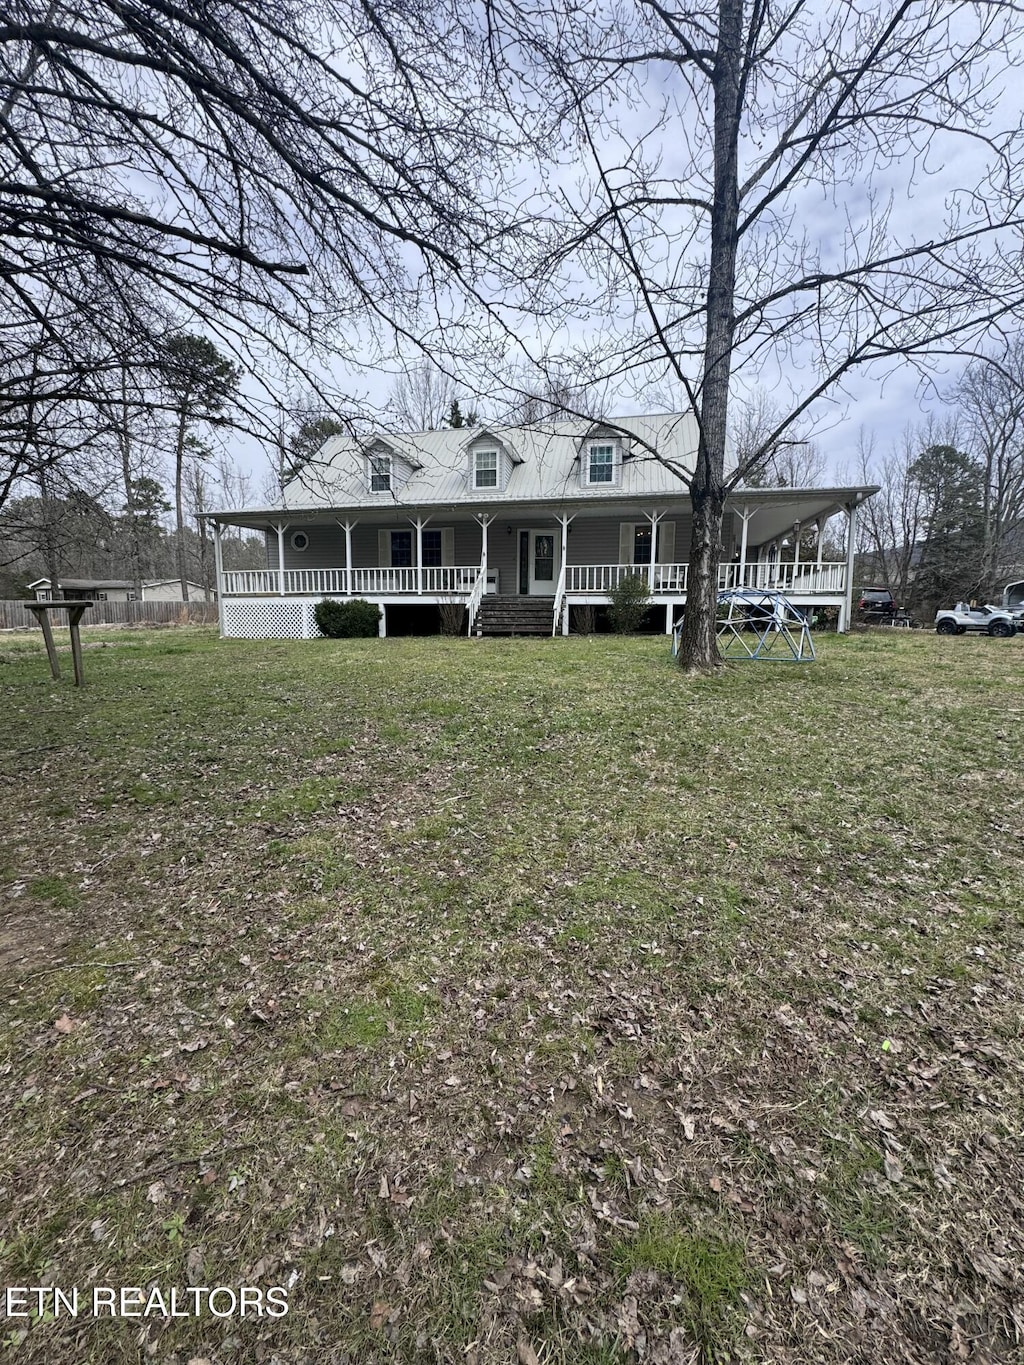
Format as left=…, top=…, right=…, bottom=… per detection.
left=222, top=598, right=321, bottom=639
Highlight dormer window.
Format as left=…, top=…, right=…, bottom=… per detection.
left=473, top=449, right=498, bottom=489
left=587, top=442, right=616, bottom=484
left=369, top=454, right=392, bottom=492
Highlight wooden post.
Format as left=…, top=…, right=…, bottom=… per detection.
left=68, top=605, right=86, bottom=687
left=36, top=607, right=60, bottom=679
left=738, top=504, right=749, bottom=588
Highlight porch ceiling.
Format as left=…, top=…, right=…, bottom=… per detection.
left=207, top=484, right=876, bottom=536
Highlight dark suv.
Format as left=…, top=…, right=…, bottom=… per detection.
left=857, top=588, right=898, bottom=620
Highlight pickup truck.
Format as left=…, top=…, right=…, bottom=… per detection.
left=934, top=602, right=1019, bottom=637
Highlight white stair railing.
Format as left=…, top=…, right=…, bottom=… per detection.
left=551, top=562, right=567, bottom=636
left=466, top=569, right=486, bottom=636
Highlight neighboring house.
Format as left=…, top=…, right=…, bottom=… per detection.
left=28, top=578, right=209, bottom=602
left=206, top=412, right=877, bottom=638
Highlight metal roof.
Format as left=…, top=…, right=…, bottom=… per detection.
left=279, top=412, right=700, bottom=511
left=205, top=412, right=877, bottom=529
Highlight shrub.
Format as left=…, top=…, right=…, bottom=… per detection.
left=573, top=603, right=598, bottom=635
left=314, top=597, right=381, bottom=638
left=438, top=598, right=466, bottom=636
left=608, top=574, right=651, bottom=633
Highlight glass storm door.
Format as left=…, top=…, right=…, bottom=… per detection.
left=528, top=530, right=558, bottom=595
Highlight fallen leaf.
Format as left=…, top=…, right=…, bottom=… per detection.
left=369, top=1299, right=389, bottom=1330
left=883, top=1152, right=904, bottom=1183
left=517, top=1337, right=540, bottom=1365
left=54, top=1013, right=78, bottom=1034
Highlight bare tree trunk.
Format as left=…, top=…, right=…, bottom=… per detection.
left=676, top=0, right=741, bottom=671
left=38, top=466, right=61, bottom=598
left=118, top=370, right=144, bottom=601
left=174, top=414, right=190, bottom=603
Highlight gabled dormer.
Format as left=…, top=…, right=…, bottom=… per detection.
left=464, top=429, right=521, bottom=494
left=362, top=436, right=421, bottom=496
left=577, top=422, right=627, bottom=489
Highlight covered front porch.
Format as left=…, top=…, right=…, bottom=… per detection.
left=209, top=489, right=866, bottom=639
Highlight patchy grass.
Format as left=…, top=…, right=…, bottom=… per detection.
left=1, top=625, right=1024, bottom=1363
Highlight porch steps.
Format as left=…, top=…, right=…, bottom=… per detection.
left=476, top=595, right=556, bottom=636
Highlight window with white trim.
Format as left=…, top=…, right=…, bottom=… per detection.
left=290, top=530, right=310, bottom=551
left=473, top=449, right=498, bottom=489
left=587, top=442, right=616, bottom=485
left=369, top=454, right=392, bottom=492
left=390, top=530, right=413, bottom=567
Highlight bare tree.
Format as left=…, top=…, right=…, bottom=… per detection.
left=731, top=393, right=825, bottom=488
left=391, top=362, right=458, bottom=431
left=485, top=0, right=1024, bottom=668
left=855, top=428, right=926, bottom=610
left=955, top=336, right=1024, bottom=596
left=0, top=0, right=497, bottom=504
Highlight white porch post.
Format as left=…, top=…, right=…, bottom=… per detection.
left=792, top=521, right=801, bottom=583
left=816, top=518, right=825, bottom=570
left=839, top=500, right=858, bottom=633
left=475, top=512, right=493, bottom=580
left=275, top=523, right=287, bottom=595
left=338, top=519, right=355, bottom=595
left=556, top=513, right=574, bottom=635
left=644, top=510, right=663, bottom=593
left=411, top=515, right=429, bottom=594
left=213, top=519, right=225, bottom=637
left=738, top=505, right=750, bottom=588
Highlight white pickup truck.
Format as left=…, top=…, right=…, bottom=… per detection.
left=934, top=602, right=1019, bottom=637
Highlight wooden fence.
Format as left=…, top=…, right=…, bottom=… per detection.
left=0, top=600, right=219, bottom=631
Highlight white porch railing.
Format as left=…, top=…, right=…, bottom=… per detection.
left=223, top=560, right=848, bottom=598
left=566, top=563, right=691, bottom=593
left=564, top=561, right=847, bottom=595
left=284, top=568, right=349, bottom=595
left=220, top=566, right=480, bottom=596
left=221, top=569, right=281, bottom=595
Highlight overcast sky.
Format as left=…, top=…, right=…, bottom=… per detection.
left=219, top=1, right=1024, bottom=498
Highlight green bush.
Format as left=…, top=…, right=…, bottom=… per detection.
left=314, top=597, right=381, bottom=638
left=608, top=574, right=651, bottom=633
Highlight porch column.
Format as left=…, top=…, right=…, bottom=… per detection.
left=475, top=512, right=494, bottom=581
left=738, top=505, right=750, bottom=589
left=556, top=513, right=574, bottom=635
left=839, top=499, right=858, bottom=633
left=816, top=518, right=825, bottom=570
left=275, top=522, right=288, bottom=596
left=643, top=510, right=663, bottom=593
left=338, top=519, right=356, bottom=595
left=792, top=521, right=801, bottom=586
left=410, top=515, right=429, bottom=594
left=213, top=519, right=225, bottom=637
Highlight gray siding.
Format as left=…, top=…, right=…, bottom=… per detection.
left=263, top=511, right=730, bottom=585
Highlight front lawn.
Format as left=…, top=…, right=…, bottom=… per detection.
left=1, top=627, right=1022, bottom=1363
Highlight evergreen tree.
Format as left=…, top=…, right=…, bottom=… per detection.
left=158, top=335, right=239, bottom=601
left=910, top=445, right=985, bottom=608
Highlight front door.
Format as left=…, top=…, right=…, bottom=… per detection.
left=519, top=530, right=560, bottom=595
